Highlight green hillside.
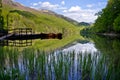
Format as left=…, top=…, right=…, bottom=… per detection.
left=2, top=5, right=76, bottom=33
left=1, top=0, right=83, bottom=50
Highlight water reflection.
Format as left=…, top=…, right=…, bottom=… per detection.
left=0, top=39, right=32, bottom=47
left=0, top=47, right=101, bottom=80
left=0, top=35, right=120, bottom=80
left=63, top=42, right=98, bottom=53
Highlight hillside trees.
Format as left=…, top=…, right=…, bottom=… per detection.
left=93, top=0, right=120, bottom=33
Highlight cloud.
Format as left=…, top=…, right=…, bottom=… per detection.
left=63, top=6, right=99, bottom=22
left=30, top=2, right=104, bottom=22
left=31, top=1, right=67, bottom=11
left=61, top=1, right=65, bottom=5
left=86, top=4, right=94, bottom=8
left=31, top=1, right=59, bottom=10
left=68, top=6, right=81, bottom=12
left=32, top=3, right=39, bottom=6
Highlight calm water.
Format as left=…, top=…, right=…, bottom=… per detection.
left=0, top=35, right=120, bottom=80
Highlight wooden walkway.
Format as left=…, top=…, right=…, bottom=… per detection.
left=0, top=33, right=14, bottom=41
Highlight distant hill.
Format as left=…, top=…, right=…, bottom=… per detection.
left=78, top=22, right=90, bottom=26
left=40, top=9, right=79, bottom=26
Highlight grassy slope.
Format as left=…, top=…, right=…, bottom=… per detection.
left=2, top=4, right=84, bottom=50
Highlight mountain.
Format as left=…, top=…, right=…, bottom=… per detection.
left=2, top=0, right=79, bottom=34
left=38, top=9, right=79, bottom=26
left=78, top=22, right=90, bottom=26
left=2, top=0, right=40, bottom=13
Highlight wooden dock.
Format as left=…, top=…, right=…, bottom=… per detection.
left=6, top=33, right=62, bottom=40
left=0, top=28, right=62, bottom=47
left=0, top=28, right=62, bottom=41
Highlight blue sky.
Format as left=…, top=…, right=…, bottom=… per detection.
left=13, top=0, right=108, bottom=22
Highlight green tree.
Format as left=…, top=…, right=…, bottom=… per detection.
left=93, top=0, right=120, bottom=33
left=113, top=14, right=120, bottom=32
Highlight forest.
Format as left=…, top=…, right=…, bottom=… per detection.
left=92, top=0, right=120, bottom=33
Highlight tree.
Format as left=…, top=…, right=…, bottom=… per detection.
left=93, top=0, right=120, bottom=33
left=113, top=14, right=120, bottom=32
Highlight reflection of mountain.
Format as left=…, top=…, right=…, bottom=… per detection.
left=62, top=40, right=89, bottom=49
left=78, top=22, right=90, bottom=26
left=62, top=40, right=97, bottom=53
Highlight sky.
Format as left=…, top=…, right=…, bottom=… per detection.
left=13, top=0, right=108, bottom=23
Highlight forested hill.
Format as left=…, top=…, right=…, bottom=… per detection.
left=93, top=0, right=120, bottom=33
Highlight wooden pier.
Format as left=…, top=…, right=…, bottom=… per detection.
left=6, top=33, right=62, bottom=40
left=0, top=28, right=62, bottom=47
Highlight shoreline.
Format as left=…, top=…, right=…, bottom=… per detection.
left=102, top=33, right=120, bottom=36
left=96, top=33, right=120, bottom=37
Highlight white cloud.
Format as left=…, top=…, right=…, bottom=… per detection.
left=32, top=3, right=38, bottom=6
left=41, top=2, right=59, bottom=10
left=63, top=6, right=99, bottom=22
left=31, top=1, right=59, bottom=10
left=61, top=1, right=65, bottom=5
left=31, top=1, right=67, bottom=11
left=30, top=2, right=102, bottom=22
left=86, top=4, right=94, bottom=8
left=68, top=6, right=81, bottom=12
left=63, top=10, right=67, bottom=13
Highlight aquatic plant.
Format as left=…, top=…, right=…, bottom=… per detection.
left=0, top=48, right=120, bottom=80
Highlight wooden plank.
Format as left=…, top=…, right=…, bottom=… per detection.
left=0, top=33, right=14, bottom=41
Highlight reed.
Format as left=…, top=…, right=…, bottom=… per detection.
left=0, top=47, right=120, bottom=80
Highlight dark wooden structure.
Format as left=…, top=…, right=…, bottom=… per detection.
left=1, top=28, right=62, bottom=40
left=0, top=28, right=62, bottom=47
left=6, top=33, right=62, bottom=40
left=0, top=39, right=32, bottom=47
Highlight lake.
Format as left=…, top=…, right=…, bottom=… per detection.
left=0, top=34, right=120, bottom=80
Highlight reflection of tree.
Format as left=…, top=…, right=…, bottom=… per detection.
left=89, top=35, right=120, bottom=55
left=90, top=35, right=120, bottom=79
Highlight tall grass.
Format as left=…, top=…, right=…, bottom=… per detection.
left=0, top=47, right=120, bottom=80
